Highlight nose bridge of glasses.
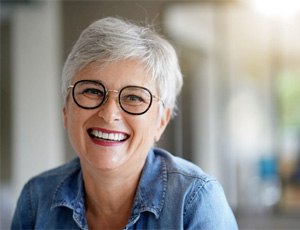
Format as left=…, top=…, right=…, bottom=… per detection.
left=102, top=89, right=120, bottom=105
left=107, top=89, right=119, bottom=95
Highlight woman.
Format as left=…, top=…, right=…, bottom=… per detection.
left=11, top=17, right=238, bottom=229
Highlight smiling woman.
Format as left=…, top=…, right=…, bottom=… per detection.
left=11, top=17, right=238, bottom=229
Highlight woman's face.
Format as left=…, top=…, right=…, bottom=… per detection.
left=63, top=60, right=170, bottom=173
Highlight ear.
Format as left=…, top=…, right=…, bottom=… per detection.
left=154, top=108, right=171, bottom=142
left=63, top=107, right=68, bottom=129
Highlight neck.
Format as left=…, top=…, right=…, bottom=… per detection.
left=84, top=167, right=141, bottom=210
left=81, top=160, right=144, bottom=229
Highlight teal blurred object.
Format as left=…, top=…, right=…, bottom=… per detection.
left=259, top=156, right=278, bottom=181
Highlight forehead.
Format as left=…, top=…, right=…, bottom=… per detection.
left=73, top=60, right=156, bottom=90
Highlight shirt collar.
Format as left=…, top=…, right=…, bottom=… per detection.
left=131, top=148, right=167, bottom=219
left=50, top=158, right=87, bottom=229
left=50, top=148, right=167, bottom=224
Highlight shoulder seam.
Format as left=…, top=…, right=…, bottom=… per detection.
left=183, top=179, right=216, bottom=218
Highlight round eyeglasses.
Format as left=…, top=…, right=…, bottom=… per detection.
left=68, top=80, right=162, bottom=115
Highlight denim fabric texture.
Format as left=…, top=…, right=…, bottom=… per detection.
left=11, top=148, right=238, bottom=229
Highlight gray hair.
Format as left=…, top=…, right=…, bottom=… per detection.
left=62, top=17, right=183, bottom=116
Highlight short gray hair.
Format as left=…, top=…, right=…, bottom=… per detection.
left=62, top=17, right=183, bottom=116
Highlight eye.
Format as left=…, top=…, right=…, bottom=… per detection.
left=81, top=88, right=105, bottom=99
left=122, top=94, right=145, bottom=104
left=82, top=88, right=101, bottom=95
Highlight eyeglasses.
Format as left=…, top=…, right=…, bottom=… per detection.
left=68, top=80, right=162, bottom=115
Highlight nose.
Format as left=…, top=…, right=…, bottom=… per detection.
left=97, top=91, right=121, bottom=123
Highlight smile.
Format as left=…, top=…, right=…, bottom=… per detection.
left=88, top=129, right=129, bottom=142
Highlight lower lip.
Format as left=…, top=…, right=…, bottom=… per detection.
left=90, top=137, right=125, bottom=147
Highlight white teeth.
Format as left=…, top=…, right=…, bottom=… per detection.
left=91, top=130, right=127, bottom=141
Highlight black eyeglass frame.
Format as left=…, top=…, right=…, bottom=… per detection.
left=68, top=79, right=162, bottom=115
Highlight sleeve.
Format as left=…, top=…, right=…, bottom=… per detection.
left=11, top=181, right=35, bottom=229
left=183, top=179, right=239, bottom=230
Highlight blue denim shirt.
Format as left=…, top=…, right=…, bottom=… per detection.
left=11, top=148, right=238, bottom=229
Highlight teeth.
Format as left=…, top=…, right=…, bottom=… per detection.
left=91, top=130, right=127, bottom=141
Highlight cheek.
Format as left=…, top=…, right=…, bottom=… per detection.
left=63, top=96, right=72, bottom=129
left=153, top=121, right=163, bottom=142
left=135, top=114, right=162, bottom=142
left=152, top=108, right=171, bottom=142
left=64, top=106, right=87, bottom=136
left=63, top=107, right=68, bottom=129
left=64, top=108, right=89, bottom=154
left=65, top=112, right=78, bottom=142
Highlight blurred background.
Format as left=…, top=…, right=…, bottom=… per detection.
left=1, top=0, right=300, bottom=229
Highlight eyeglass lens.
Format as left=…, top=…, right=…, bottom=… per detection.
left=72, top=80, right=153, bottom=115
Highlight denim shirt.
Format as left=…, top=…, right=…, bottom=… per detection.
left=11, top=148, right=238, bottom=229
